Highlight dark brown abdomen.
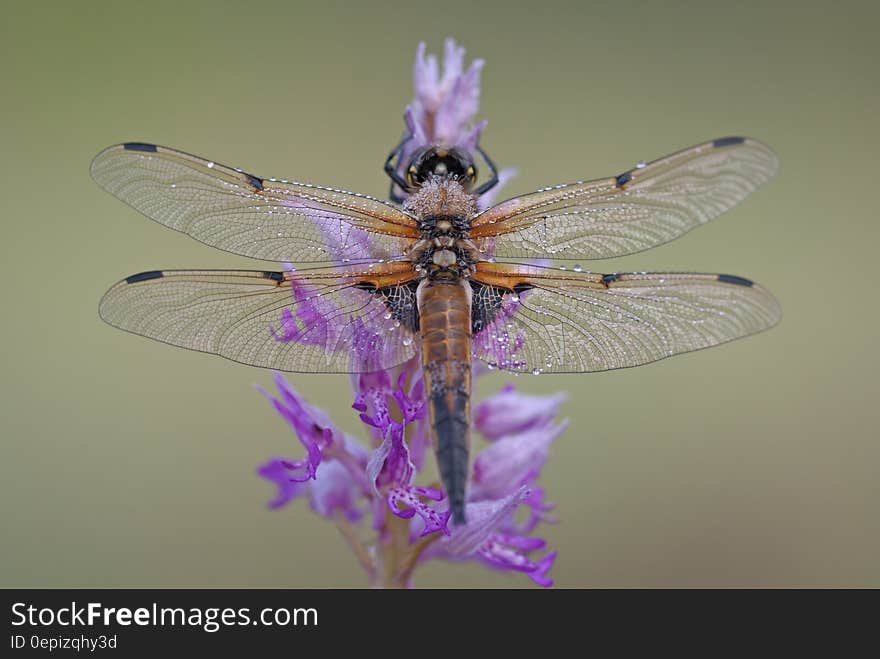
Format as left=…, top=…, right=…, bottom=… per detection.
left=417, top=279, right=472, bottom=525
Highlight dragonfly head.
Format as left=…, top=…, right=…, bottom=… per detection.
left=405, top=146, right=477, bottom=191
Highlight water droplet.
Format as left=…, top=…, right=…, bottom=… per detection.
left=383, top=311, right=392, bottom=320
left=559, top=265, right=567, bottom=270
left=532, top=368, right=542, bottom=375
left=573, top=264, right=583, bottom=272
left=402, top=336, right=413, bottom=346
left=636, top=160, right=647, bottom=169
left=207, top=162, right=215, bottom=169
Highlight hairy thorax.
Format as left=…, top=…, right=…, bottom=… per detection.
left=403, top=177, right=483, bottom=281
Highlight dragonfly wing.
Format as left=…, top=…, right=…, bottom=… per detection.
left=470, top=263, right=780, bottom=373
left=470, top=137, right=777, bottom=260
left=99, top=264, right=419, bottom=373
left=91, top=143, right=420, bottom=264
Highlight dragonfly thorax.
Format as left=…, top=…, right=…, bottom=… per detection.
left=402, top=177, right=479, bottom=223
left=412, top=238, right=480, bottom=281
left=403, top=177, right=482, bottom=282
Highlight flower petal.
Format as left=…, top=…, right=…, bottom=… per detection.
left=310, top=459, right=363, bottom=522
left=258, top=373, right=343, bottom=480
left=435, top=485, right=530, bottom=556
left=475, top=384, right=568, bottom=440
left=479, top=539, right=557, bottom=587
left=507, top=484, right=557, bottom=535
left=257, top=457, right=308, bottom=509
left=472, top=419, right=569, bottom=500
left=435, top=58, right=484, bottom=145
left=388, top=485, right=451, bottom=536
left=365, top=423, right=415, bottom=494
left=392, top=369, right=426, bottom=424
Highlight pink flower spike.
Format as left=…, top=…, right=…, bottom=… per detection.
left=255, top=38, right=568, bottom=587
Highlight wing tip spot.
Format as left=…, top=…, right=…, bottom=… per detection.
left=712, top=136, right=746, bottom=148
left=717, top=273, right=753, bottom=287
left=615, top=171, right=632, bottom=188
left=125, top=270, right=163, bottom=284
left=122, top=142, right=158, bottom=153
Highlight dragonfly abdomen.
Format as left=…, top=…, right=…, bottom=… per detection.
left=417, top=279, right=473, bottom=525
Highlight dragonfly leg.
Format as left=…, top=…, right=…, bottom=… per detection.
left=384, top=132, right=412, bottom=204
left=473, top=145, right=499, bottom=196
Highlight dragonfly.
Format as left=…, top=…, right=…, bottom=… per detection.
left=93, top=135, right=781, bottom=524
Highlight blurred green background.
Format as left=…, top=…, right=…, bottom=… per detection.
left=2, top=0, right=877, bottom=587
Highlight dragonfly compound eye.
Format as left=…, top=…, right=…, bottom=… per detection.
left=406, top=147, right=477, bottom=189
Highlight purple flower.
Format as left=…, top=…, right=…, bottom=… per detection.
left=259, top=455, right=365, bottom=522
left=257, top=372, right=369, bottom=522
left=255, top=39, right=566, bottom=588
left=259, top=364, right=565, bottom=586
left=256, top=372, right=334, bottom=482
left=418, top=385, right=566, bottom=586
left=392, top=38, right=516, bottom=205
left=411, top=39, right=484, bottom=148
left=352, top=360, right=452, bottom=537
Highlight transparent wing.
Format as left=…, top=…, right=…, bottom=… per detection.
left=91, top=143, right=420, bottom=264
left=98, top=264, right=419, bottom=373
left=470, top=263, right=780, bottom=373
left=470, top=137, right=777, bottom=260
